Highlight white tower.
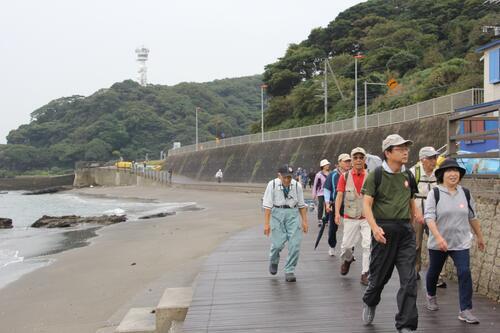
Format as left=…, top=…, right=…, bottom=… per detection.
left=135, top=46, right=149, bottom=86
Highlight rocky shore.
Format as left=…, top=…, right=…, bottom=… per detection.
left=0, top=218, right=13, bottom=229
left=31, top=214, right=127, bottom=228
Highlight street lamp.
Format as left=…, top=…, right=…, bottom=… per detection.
left=260, top=84, right=268, bottom=142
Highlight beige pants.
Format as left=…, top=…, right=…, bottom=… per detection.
left=340, top=218, right=371, bottom=274
left=413, top=220, right=424, bottom=273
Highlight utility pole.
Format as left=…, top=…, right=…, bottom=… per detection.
left=324, top=59, right=328, bottom=126
left=261, top=84, right=267, bottom=142
left=195, top=107, right=200, bottom=151
left=353, top=53, right=365, bottom=130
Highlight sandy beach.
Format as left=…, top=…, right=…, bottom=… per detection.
left=0, top=185, right=263, bottom=333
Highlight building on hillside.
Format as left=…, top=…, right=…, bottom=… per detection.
left=477, top=39, right=500, bottom=102
left=451, top=40, right=499, bottom=174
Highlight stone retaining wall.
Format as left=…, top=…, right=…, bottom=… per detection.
left=0, top=174, right=75, bottom=190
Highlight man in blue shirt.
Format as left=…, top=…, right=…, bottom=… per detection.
left=323, top=153, right=351, bottom=256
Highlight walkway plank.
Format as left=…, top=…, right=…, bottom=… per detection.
left=184, top=225, right=499, bottom=333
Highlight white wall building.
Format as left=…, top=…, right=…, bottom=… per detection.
left=477, top=39, right=500, bottom=102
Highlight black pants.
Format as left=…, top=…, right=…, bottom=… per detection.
left=317, top=195, right=325, bottom=221
left=362, top=220, right=418, bottom=331
left=327, top=203, right=338, bottom=249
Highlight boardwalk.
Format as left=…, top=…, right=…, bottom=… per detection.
left=183, top=224, right=499, bottom=333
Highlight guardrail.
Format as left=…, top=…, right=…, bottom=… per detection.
left=168, top=88, right=484, bottom=156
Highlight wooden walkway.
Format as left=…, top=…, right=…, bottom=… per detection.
left=183, top=225, right=499, bottom=333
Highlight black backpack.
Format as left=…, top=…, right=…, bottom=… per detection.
left=433, top=187, right=474, bottom=216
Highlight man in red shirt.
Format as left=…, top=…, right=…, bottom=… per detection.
left=335, top=147, right=370, bottom=285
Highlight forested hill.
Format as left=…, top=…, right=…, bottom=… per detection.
left=259, top=0, right=498, bottom=131
left=1, top=75, right=262, bottom=172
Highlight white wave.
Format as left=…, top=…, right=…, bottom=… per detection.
left=0, top=249, right=24, bottom=268
left=103, top=208, right=126, bottom=216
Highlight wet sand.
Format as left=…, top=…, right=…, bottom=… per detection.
left=0, top=185, right=262, bottom=333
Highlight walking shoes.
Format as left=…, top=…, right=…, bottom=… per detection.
left=362, top=303, right=376, bottom=325
left=269, top=263, right=278, bottom=275
left=285, top=272, right=296, bottom=282
left=426, top=295, right=439, bottom=311
left=458, top=309, right=479, bottom=324
left=340, top=258, right=355, bottom=275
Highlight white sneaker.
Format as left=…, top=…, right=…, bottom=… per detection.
left=328, top=247, right=336, bottom=256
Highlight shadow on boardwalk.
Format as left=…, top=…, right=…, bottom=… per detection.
left=183, top=224, right=499, bottom=333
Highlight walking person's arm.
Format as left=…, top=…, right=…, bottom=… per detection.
left=410, top=198, right=424, bottom=224
left=264, top=208, right=271, bottom=236
left=334, top=173, right=346, bottom=225
left=262, top=181, right=274, bottom=236
left=299, top=207, right=308, bottom=234
left=297, top=182, right=308, bottom=233
left=363, top=195, right=386, bottom=244
left=469, top=219, right=485, bottom=251
left=312, top=173, right=319, bottom=199
left=335, top=191, right=343, bottom=225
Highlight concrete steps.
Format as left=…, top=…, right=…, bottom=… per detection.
left=104, top=287, right=192, bottom=333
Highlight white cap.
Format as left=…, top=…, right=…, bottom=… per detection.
left=419, top=146, right=439, bottom=159
left=382, top=134, right=413, bottom=151
left=338, top=153, right=351, bottom=162
left=351, top=147, right=366, bottom=157
left=320, top=159, right=330, bottom=167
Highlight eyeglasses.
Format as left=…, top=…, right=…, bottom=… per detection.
left=392, top=147, right=410, bottom=152
left=352, top=156, right=364, bottom=160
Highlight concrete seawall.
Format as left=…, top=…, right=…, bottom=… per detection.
left=0, top=174, right=75, bottom=190
left=165, top=116, right=448, bottom=183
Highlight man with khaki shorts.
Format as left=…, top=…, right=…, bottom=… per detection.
left=335, top=147, right=370, bottom=285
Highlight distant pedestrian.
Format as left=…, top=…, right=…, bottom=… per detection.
left=167, top=168, right=173, bottom=184
left=215, top=169, right=223, bottom=183
left=308, top=168, right=315, bottom=188
left=335, top=147, right=370, bottom=285
left=263, top=165, right=308, bottom=282
left=312, top=159, right=330, bottom=227
left=424, top=158, right=485, bottom=324
left=361, top=134, right=422, bottom=333
left=323, top=154, right=351, bottom=256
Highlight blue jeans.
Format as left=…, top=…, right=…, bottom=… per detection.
left=426, top=249, right=473, bottom=311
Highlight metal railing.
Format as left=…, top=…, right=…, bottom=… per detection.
left=168, top=88, right=484, bottom=156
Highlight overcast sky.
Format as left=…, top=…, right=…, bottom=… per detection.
left=0, top=0, right=363, bottom=143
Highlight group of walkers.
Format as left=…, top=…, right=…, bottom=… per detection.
left=262, top=133, right=486, bottom=332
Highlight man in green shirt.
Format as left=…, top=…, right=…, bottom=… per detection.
left=361, top=134, right=424, bottom=333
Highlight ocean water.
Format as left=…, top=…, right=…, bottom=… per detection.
left=0, top=191, right=195, bottom=289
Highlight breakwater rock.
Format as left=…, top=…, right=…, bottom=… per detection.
left=138, top=211, right=176, bottom=219
left=0, top=218, right=13, bottom=229
left=23, top=186, right=71, bottom=195
left=31, top=215, right=126, bottom=228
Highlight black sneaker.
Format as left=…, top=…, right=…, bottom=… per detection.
left=269, top=263, right=278, bottom=275
left=285, top=272, right=296, bottom=282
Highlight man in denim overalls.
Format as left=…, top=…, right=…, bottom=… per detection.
left=263, top=165, right=309, bottom=282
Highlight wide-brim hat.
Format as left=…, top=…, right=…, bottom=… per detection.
left=320, top=159, right=331, bottom=167
left=434, top=158, right=466, bottom=179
